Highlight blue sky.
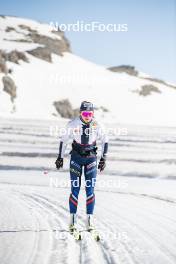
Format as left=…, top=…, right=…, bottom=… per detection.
left=0, top=0, right=176, bottom=83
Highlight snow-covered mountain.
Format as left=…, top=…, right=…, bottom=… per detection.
left=0, top=15, right=176, bottom=126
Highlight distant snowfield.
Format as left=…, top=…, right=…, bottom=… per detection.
left=0, top=16, right=176, bottom=127
left=1, top=52, right=176, bottom=127
left=0, top=118, right=176, bottom=264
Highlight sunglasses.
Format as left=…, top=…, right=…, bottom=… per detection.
left=81, top=111, right=93, bottom=118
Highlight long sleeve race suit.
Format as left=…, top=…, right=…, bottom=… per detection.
left=58, top=117, right=108, bottom=158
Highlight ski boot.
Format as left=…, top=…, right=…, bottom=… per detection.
left=69, top=214, right=81, bottom=240
left=86, top=214, right=100, bottom=241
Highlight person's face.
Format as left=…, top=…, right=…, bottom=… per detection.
left=80, top=111, right=94, bottom=123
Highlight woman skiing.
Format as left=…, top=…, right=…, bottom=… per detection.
left=55, top=101, right=108, bottom=240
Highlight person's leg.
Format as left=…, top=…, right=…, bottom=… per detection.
left=84, top=158, right=97, bottom=216
left=69, top=155, right=82, bottom=225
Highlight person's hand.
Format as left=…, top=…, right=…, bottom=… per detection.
left=98, top=157, right=106, bottom=172
left=55, top=157, right=63, bottom=169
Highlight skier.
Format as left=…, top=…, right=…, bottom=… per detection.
left=55, top=101, right=108, bottom=239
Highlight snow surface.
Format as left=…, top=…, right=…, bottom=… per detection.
left=0, top=117, right=176, bottom=264
left=0, top=16, right=176, bottom=127
left=0, top=16, right=61, bottom=43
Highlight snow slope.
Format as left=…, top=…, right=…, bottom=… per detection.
left=0, top=118, right=176, bottom=264
left=0, top=15, right=176, bottom=126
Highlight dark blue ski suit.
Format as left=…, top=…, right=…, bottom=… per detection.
left=58, top=116, right=108, bottom=214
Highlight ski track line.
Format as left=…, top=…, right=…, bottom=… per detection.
left=34, top=193, right=137, bottom=264
left=1, top=186, right=158, bottom=264
left=11, top=190, right=55, bottom=264
left=15, top=190, right=108, bottom=264
left=30, top=192, right=116, bottom=264
left=104, top=190, right=176, bottom=235
left=98, top=193, right=176, bottom=264
left=20, top=192, right=81, bottom=264
left=0, top=189, right=50, bottom=264
left=96, top=205, right=169, bottom=264
left=1, top=184, right=176, bottom=264
left=89, top=187, right=175, bottom=263
left=11, top=190, right=80, bottom=264
left=108, top=191, right=176, bottom=244
left=95, top=188, right=176, bottom=205
left=91, top=209, right=141, bottom=264
left=96, top=189, right=176, bottom=234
